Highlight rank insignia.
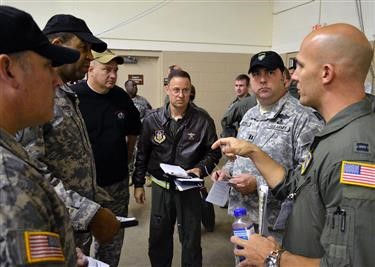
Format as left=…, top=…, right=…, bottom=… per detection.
left=187, top=132, right=195, bottom=140
left=301, top=151, right=312, bottom=175
left=154, top=130, right=166, bottom=144
left=354, top=142, right=370, bottom=153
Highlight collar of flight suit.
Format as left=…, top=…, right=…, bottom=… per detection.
left=315, top=97, right=372, bottom=139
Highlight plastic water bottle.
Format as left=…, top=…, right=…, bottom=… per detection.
left=232, top=207, right=255, bottom=264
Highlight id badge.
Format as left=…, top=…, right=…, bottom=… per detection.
left=273, top=197, right=294, bottom=230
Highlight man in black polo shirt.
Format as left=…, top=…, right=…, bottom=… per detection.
left=71, top=50, right=141, bottom=267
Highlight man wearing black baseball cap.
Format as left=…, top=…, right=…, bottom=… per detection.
left=43, top=14, right=107, bottom=83
left=0, top=6, right=83, bottom=266
left=248, top=51, right=285, bottom=74
left=17, top=13, right=120, bottom=256
left=212, top=50, right=322, bottom=245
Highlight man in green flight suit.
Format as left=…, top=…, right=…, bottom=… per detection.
left=212, top=23, right=375, bottom=266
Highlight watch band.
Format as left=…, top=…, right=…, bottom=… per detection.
left=265, top=248, right=285, bottom=267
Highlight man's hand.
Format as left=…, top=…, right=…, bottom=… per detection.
left=134, top=187, right=145, bottom=204
left=231, top=234, right=279, bottom=267
left=230, top=173, right=257, bottom=195
left=211, top=169, right=231, bottom=182
left=211, top=137, right=258, bottom=160
left=88, top=207, right=120, bottom=244
left=76, top=247, right=88, bottom=267
left=186, top=167, right=202, bottom=178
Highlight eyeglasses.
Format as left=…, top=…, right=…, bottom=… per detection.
left=171, top=88, right=191, bottom=95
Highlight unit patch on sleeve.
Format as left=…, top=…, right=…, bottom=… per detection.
left=301, top=151, right=312, bottom=175
left=24, top=231, right=65, bottom=264
left=340, top=161, right=375, bottom=188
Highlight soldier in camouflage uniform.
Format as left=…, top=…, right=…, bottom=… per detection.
left=216, top=23, right=375, bottom=267
left=16, top=14, right=120, bottom=254
left=125, top=79, right=152, bottom=121
left=0, top=6, right=81, bottom=266
left=212, top=51, right=322, bottom=240
left=125, top=79, right=152, bottom=185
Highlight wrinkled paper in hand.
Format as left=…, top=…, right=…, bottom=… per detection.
left=258, top=185, right=269, bottom=236
left=206, top=180, right=230, bottom=207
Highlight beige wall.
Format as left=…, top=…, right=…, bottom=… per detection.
left=8, top=1, right=272, bottom=54
left=162, top=51, right=251, bottom=132
left=112, top=50, right=253, bottom=135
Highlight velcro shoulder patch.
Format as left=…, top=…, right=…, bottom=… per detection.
left=24, top=231, right=65, bottom=264
left=340, top=161, right=375, bottom=188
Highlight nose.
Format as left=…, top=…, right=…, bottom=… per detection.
left=109, top=71, right=117, bottom=79
left=291, top=69, right=298, bottom=81
left=51, top=68, right=61, bottom=88
left=87, top=50, right=93, bottom=61
left=177, top=90, right=184, bottom=97
left=259, top=73, right=267, bottom=84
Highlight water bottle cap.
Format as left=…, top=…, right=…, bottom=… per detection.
left=233, top=207, right=247, bottom=217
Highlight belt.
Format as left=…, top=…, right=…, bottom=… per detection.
left=151, top=176, right=170, bottom=189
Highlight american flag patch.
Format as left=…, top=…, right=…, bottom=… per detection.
left=340, top=161, right=375, bottom=188
left=24, top=231, right=65, bottom=263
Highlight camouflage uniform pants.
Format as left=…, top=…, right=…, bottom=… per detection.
left=94, top=179, right=129, bottom=267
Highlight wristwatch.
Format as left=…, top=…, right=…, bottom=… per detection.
left=264, top=249, right=285, bottom=267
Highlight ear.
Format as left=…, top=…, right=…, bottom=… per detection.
left=51, top=37, right=64, bottom=46
left=321, top=64, right=334, bottom=84
left=164, top=83, right=170, bottom=94
left=0, top=55, right=19, bottom=87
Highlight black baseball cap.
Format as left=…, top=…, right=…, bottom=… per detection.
left=248, top=51, right=285, bottom=74
left=0, top=6, right=79, bottom=67
left=43, top=14, right=107, bottom=52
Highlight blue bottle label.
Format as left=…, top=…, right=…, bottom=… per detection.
left=233, top=228, right=248, bottom=240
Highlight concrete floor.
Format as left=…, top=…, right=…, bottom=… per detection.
left=118, top=182, right=235, bottom=267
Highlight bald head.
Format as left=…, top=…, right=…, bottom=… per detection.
left=294, top=23, right=373, bottom=121
left=301, top=23, right=372, bottom=83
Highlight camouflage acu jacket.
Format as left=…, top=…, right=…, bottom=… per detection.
left=17, top=84, right=110, bottom=231
left=224, top=93, right=323, bottom=229
left=132, top=94, right=152, bottom=121
left=0, top=129, right=76, bottom=266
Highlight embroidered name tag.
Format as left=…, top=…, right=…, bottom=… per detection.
left=24, top=231, right=65, bottom=264
left=340, top=161, right=375, bottom=188
left=266, top=124, right=290, bottom=132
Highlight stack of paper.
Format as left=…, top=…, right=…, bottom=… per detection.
left=160, top=163, right=203, bottom=191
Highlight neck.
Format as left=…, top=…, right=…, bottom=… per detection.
left=238, top=94, right=248, bottom=100
left=318, top=87, right=365, bottom=122
left=169, top=105, right=187, bottom=120
left=87, top=80, right=110, bottom=94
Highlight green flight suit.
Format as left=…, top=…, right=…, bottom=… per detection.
left=273, top=98, right=375, bottom=266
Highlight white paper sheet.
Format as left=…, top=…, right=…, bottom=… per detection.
left=160, top=163, right=191, bottom=178
left=174, top=179, right=200, bottom=191
left=258, top=185, right=269, bottom=236
left=87, top=257, right=109, bottom=267
left=206, top=180, right=230, bottom=207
